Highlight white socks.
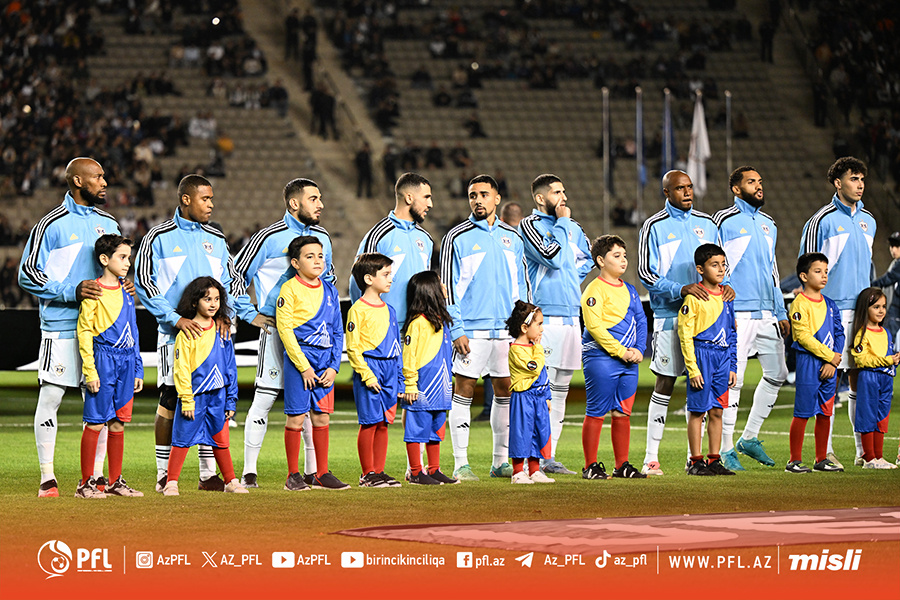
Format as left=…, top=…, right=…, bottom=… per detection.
left=548, top=368, right=574, bottom=458
left=198, top=445, right=216, bottom=480
left=848, top=391, right=862, bottom=458
left=644, top=392, right=670, bottom=464
left=155, top=445, right=170, bottom=480
left=491, top=396, right=510, bottom=468
left=35, top=383, right=65, bottom=483
left=243, top=387, right=277, bottom=475
left=741, top=377, right=782, bottom=441
left=449, top=394, right=472, bottom=470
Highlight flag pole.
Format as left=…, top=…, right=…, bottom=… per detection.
left=725, top=90, right=733, bottom=177
left=602, top=86, right=610, bottom=233
left=635, top=86, right=643, bottom=234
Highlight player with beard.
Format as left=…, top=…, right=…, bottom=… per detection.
left=441, top=174, right=530, bottom=481
left=19, top=158, right=125, bottom=497
left=350, top=173, right=434, bottom=325
left=799, top=157, right=876, bottom=468
left=518, top=174, right=593, bottom=475
left=232, top=178, right=336, bottom=488
left=136, top=175, right=257, bottom=492
left=713, top=167, right=791, bottom=471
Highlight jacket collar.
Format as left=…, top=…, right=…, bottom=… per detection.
left=389, top=210, right=417, bottom=231
left=734, top=196, right=761, bottom=215
left=468, top=213, right=500, bottom=231
left=64, top=192, right=99, bottom=217
left=284, top=211, right=315, bottom=234
left=665, top=200, right=691, bottom=221
left=174, top=207, right=204, bottom=231
left=831, top=193, right=864, bottom=217
left=530, top=208, right=556, bottom=223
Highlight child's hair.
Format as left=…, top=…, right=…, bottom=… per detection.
left=796, top=252, right=828, bottom=277
left=288, top=235, right=323, bottom=260
left=694, top=243, right=726, bottom=267
left=94, top=234, right=132, bottom=264
left=591, top=234, right=626, bottom=264
left=351, top=253, right=392, bottom=291
left=404, top=270, right=452, bottom=334
left=176, top=276, right=232, bottom=327
left=506, top=300, right=540, bottom=338
left=850, top=287, right=886, bottom=350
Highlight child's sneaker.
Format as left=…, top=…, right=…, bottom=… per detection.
left=582, top=462, right=610, bottom=480
left=854, top=456, right=865, bottom=467
left=375, top=472, right=402, bottom=487
left=540, top=459, right=576, bottom=475
left=155, top=473, right=167, bottom=493
left=198, top=474, right=225, bottom=492
left=75, top=478, right=107, bottom=499
left=429, top=469, right=459, bottom=484
left=529, top=470, right=555, bottom=483
left=162, top=480, right=179, bottom=496
left=641, top=461, right=664, bottom=476
left=736, top=437, right=776, bottom=466
left=862, top=459, right=878, bottom=469
left=452, top=464, right=479, bottom=481
left=241, top=473, right=259, bottom=488
left=224, top=478, right=249, bottom=493
left=303, top=473, right=315, bottom=486
left=284, top=472, right=310, bottom=491
left=311, top=471, right=351, bottom=490
left=874, top=458, right=897, bottom=470
left=408, top=471, right=441, bottom=485
left=105, top=476, right=144, bottom=497
left=612, top=461, right=647, bottom=478
left=784, top=460, right=812, bottom=474
left=825, top=452, right=844, bottom=470
left=490, top=463, right=513, bottom=478
left=721, top=448, right=745, bottom=471
left=359, top=472, right=387, bottom=488
left=813, top=458, right=843, bottom=472
left=686, top=460, right=714, bottom=476
left=707, top=458, right=736, bottom=476
left=94, top=476, right=108, bottom=492
left=38, top=479, right=59, bottom=498
left=511, top=471, right=534, bottom=484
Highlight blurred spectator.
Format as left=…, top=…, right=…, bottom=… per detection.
left=355, top=142, right=373, bottom=198
left=310, top=83, right=338, bottom=139
left=464, top=113, right=487, bottom=138
left=424, top=142, right=445, bottom=169
left=285, top=8, right=301, bottom=61
left=411, top=66, right=433, bottom=90
left=449, top=142, right=472, bottom=168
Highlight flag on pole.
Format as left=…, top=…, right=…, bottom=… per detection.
left=687, top=92, right=711, bottom=201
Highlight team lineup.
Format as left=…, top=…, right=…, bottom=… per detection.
left=17, top=156, right=899, bottom=498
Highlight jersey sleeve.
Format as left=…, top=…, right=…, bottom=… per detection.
left=18, top=227, right=79, bottom=303
left=517, top=238, right=531, bottom=303
left=830, top=299, right=845, bottom=360
left=230, top=239, right=263, bottom=324
left=790, top=300, right=835, bottom=362
left=581, top=286, right=626, bottom=359
left=871, top=260, right=900, bottom=288
left=402, top=318, right=425, bottom=393
left=327, top=286, right=344, bottom=373
left=77, top=298, right=99, bottom=382
left=224, top=338, right=238, bottom=412
left=519, top=217, right=566, bottom=271
left=275, top=282, right=311, bottom=373
left=130, top=301, right=144, bottom=380
left=346, top=304, right=376, bottom=385
left=173, top=332, right=195, bottom=411
left=440, top=234, right=465, bottom=340
left=726, top=301, right=737, bottom=372
left=632, top=286, right=648, bottom=354
left=135, top=235, right=181, bottom=330
left=678, top=297, right=701, bottom=379
left=851, top=331, right=893, bottom=368
left=638, top=222, right=684, bottom=302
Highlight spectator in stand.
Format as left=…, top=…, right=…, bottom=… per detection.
left=424, top=142, right=445, bottom=169
left=355, top=142, right=374, bottom=198
left=285, top=8, right=301, bottom=61
left=464, top=113, right=488, bottom=138
left=449, top=142, right=472, bottom=168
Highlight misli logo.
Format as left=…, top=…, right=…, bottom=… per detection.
left=38, top=540, right=72, bottom=579
left=788, top=549, right=861, bottom=571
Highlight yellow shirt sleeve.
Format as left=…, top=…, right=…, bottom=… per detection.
left=851, top=330, right=893, bottom=368
left=678, top=296, right=701, bottom=379
left=402, top=317, right=426, bottom=393
left=173, top=331, right=195, bottom=411
left=789, top=298, right=836, bottom=363
left=581, top=284, right=627, bottom=359
left=77, top=297, right=99, bottom=382
left=346, top=303, right=377, bottom=385
left=276, top=280, right=311, bottom=373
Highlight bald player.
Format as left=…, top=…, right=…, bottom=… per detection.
left=19, top=158, right=127, bottom=497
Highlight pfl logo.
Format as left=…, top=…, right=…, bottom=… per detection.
left=38, top=540, right=112, bottom=579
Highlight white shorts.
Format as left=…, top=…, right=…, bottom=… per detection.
left=255, top=326, right=285, bottom=389
left=839, top=309, right=854, bottom=370
left=735, top=313, right=786, bottom=363
left=649, top=323, right=685, bottom=378
left=38, top=332, right=83, bottom=388
left=541, top=320, right=582, bottom=370
left=453, top=337, right=511, bottom=379
left=157, top=333, right=175, bottom=387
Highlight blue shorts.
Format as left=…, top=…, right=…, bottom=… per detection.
left=83, top=345, right=135, bottom=425
left=686, top=344, right=730, bottom=414
left=584, top=352, right=638, bottom=417
left=793, top=352, right=835, bottom=418
left=854, top=370, right=893, bottom=433
left=509, top=384, right=552, bottom=460
left=404, top=409, right=447, bottom=443
left=283, top=346, right=335, bottom=415
left=353, top=356, right=400, bottom=425
left=173, top=387, right=229, bottom=449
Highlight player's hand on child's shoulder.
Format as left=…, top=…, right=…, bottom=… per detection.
left=216, top=317, right=231, bottom=341
left=86, top=379, right=100, bottom=393
left=681, top=283, right=709, bottom=301
left=121, top=278, right=136, bottom=297
left=721, top=285, right=735, bottom=302
left=76, top=279, right=103, bottom=302
left=176, top=317, right=204, bottom=339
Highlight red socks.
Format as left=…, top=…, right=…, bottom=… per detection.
left=861, top=432, right=875, bottom=462
left=814, top=416, right=830, bottom=462
left=167, top=446, right=189, bottom=483
left=80, top=427, right=100, bottom=484
left=285, top=426, right=303, bottom=475
left=582, top=416, right=604, bottom=468
left=212, top=447, right=236, bottom=482
left=357, top=425, right=376, bottom=475
left=107, top=430, right=124, bottom=483
left=611, top=416, right=630, bottom=469
left=512, top=458, right=525, bottom=474
left=373, top=422, right=388, bottom=473
left=789, top=417, right=807, bottom=462
left=313, top=425, right=329, bottom=477
left=407, top=442, right=422, bottom=476
left=426, top=442, right=441, bottom=475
